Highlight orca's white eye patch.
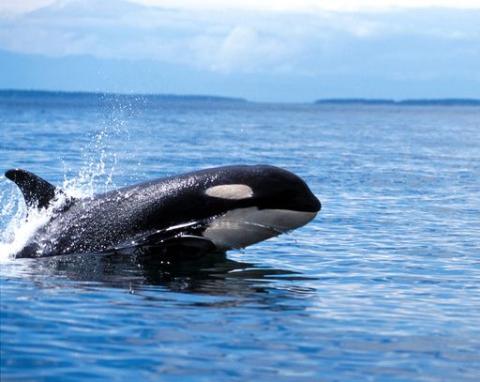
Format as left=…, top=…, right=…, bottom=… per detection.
left=205, top=184, right=254, bottom=200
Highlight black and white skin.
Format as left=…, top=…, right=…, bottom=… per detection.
left=6, top=165, right=321, bottom=259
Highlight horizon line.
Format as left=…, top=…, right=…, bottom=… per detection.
left=1, top=88, right=480, bottom=106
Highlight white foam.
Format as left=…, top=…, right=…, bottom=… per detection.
left=0, top=186, right=75, bottom=262
left=0, top=111, right=130, bottom=263
left=0, top=148, right=109, bottom=262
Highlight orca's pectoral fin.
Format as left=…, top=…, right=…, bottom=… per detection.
left=140, top=235, right=217, bottom=260
left=5, top=168, right=59, bottom=209
left=115, top=231, right=217, bottom=259
left=114, top=221, right=217, bottom=258
left=161, top=235, right=217, bottom=254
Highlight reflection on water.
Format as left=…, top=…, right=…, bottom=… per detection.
left=4, top=250, right=315, bottom=301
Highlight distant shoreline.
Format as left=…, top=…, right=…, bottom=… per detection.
left=314, top=98, right=480, bottom=106
left=0, top=89, right=479, bottom=106
left=0, top=89, right=247, bottom=103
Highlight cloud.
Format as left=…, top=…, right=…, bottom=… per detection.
left=3, top=0, right=477, bottom=72
left=0, top=0, right=479, bottom=100
left=0, top=0, right=302, bottom=71
left=3, top=0, right=480, bottom=16
left=131, top=0, right=480, bottom=13
left=0, top=0, right=56, bottom=16
left=189, top=26, right=294, bottom=73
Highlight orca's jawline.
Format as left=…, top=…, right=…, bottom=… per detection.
left=203, top=207, right=317, bottom=250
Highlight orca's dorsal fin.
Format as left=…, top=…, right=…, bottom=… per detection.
left=5, top=169, right=59, bottom=209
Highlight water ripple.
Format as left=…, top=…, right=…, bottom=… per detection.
left=1, top=100, right=480, bottom=381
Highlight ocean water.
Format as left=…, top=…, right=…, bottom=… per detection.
left=1, top=92, right=479, bottom=381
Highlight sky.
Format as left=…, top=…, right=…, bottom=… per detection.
left=0, top=0, right=479, bottom=102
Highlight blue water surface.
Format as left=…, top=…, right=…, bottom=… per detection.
left=1, top=93, right=479, bottom=381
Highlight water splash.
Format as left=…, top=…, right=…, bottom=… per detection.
left=0, top=182, right=43, bottom=262
left=61, top=104, right=127, bottom=197
left=0, top=181, right=77, bottom=261
left=0, top=96, right=135, bottom=261
left=61, top=147, right=118, bottom=199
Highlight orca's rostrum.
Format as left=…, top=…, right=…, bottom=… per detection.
left=6, top=165, right=321, bottom=258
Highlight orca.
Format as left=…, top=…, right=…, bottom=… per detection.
left=5, top=165, right=321, bottom=259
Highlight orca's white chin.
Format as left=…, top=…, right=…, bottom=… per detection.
left=203, top=207, right=318, bottom=250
